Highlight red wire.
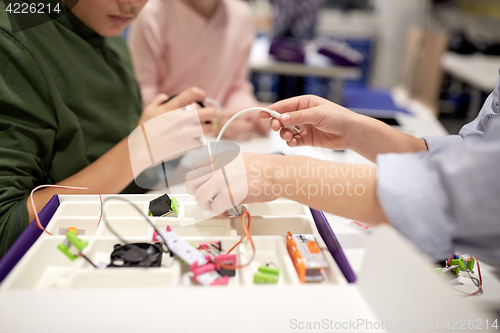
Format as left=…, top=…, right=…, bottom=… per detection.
left=214, top=211, right=255, bottom=270
left=30, top=184, right=103, bottom=235
left=446, top=252, right=454, bottom=266
left=463, top=255, right=482, bottom=297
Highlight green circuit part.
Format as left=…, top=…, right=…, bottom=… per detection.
left=450, top=258, right=465, bottom=270
left=171, top=197, right=180, bottom=214
left=148, top=211, right=153, bottom=217
left=57, top=230, right=89, bottom=261
left=466, top=258, right=475, bottom=270
left=258, top=265, right=280, bottom=276
left=433, top=267, right=445, bottom=277
left=253, top=272, right=278, bottom=284
left=254, top=265, right=279, bottom=284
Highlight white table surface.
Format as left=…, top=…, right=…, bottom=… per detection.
left=441, top=52, right=500, bottom=92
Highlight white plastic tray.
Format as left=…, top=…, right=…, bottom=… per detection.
left=0, top=194, right=346, bottom=291
left=1, top=195, right=493, bottom=333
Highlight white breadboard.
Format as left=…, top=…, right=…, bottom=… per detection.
left=0, top=194, right=346, bottom=291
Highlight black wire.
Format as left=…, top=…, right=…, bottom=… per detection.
left=80, top=253, right=97, bottom=268
left=470, top=276, right=481, bottom=288
left=102, top=197, right=172, bottom=255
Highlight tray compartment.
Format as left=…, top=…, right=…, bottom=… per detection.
left=235, top=216, right=313, bottom=236
left=176, top=237, right=245, bottom=286
left=56, top=201, right=148, bottom=218
left=244, top=202, right=306, bottom=216
left=181, top=203, right=217, bottom=218
left=238, top=236, right=299, bottom=286
left=68, top=261, right=181, bottom=289
left=46, top=217, right=100, bottom=236
left=1, top=237, right=83, bottom=291
left=154, top=218, right=233, bottom=237
left=100, top=218, right=151, bottom=237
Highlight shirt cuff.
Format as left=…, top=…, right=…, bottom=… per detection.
left=376, top=152, right=453, bottom=260
left=423, top=135, right=462, bottom=154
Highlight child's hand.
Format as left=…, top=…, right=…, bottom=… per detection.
left=130, top=87, right=217, bottom=172
left=138, top=87, right=209, bottom=127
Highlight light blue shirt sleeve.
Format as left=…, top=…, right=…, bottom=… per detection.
left=376, top=72, right=500, bottom=266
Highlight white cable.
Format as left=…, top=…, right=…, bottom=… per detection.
left=212, top=107, right=300, bottom=216
left=215, top=107, right=301, bottom=143
left=204, top=97, right=222, bottom=115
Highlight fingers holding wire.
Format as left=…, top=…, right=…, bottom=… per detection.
left=279, top=126, right=304, bottom=147
left=270, top=118, right=282, bottom=132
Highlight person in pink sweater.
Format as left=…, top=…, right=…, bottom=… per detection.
left=129, top=0, right=269, bottom=140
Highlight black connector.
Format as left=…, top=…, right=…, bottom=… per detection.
left=149, top=194, right=174, bottom=217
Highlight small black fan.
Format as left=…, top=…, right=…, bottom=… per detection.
left=108, top=242, right=163, bottom=268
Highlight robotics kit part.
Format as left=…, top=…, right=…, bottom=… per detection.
left=149, top=193, right=180, bottom=217
left=58, top=230, right=89, bottom=261
left=286, top=232, right=328, bottom=283
left=108, top=242, right=163, bottom=268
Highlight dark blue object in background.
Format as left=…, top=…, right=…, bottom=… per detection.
left=342, top=87, right=411, bottom=114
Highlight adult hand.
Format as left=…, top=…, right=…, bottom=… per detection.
left=261, top=95, right=359, bottom=150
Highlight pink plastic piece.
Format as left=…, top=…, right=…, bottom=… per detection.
left=152, top=230, right=159, bottom=242
left=198, top=243, right=209, bottom=250
left=166, top=225, right=172, bottom=232
left=214, top=254, right=237, bottom=270
left=210, top=276, right=230, bottom=286
left=190, top=262, right=216, bottom=279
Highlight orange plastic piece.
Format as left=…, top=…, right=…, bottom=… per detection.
left=67, top=227, right=78, bottom=235
left=307, top=240, right=320, bottom=253
left=286, top=231, right=306, bottom=283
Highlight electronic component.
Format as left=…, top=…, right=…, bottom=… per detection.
left=149, top=193, right=179, bottom=217
left=108, top=242, right=163, bottom=268
left=286, top=232, right=328, bottom=283
left=253, top=265, right=279, bottom=284
left=154, top=226, right=229, bottom=286
left=58, top=230, right=89, bottom=261
left=190, top=262, right=229, bottom=286
left=432, top=254, right=482, bottom=297
left=214, top=254, right=237, bottom=277
left=155, top=226, right=208, bottom=266
left=58, top=227, right=85, bottom=236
